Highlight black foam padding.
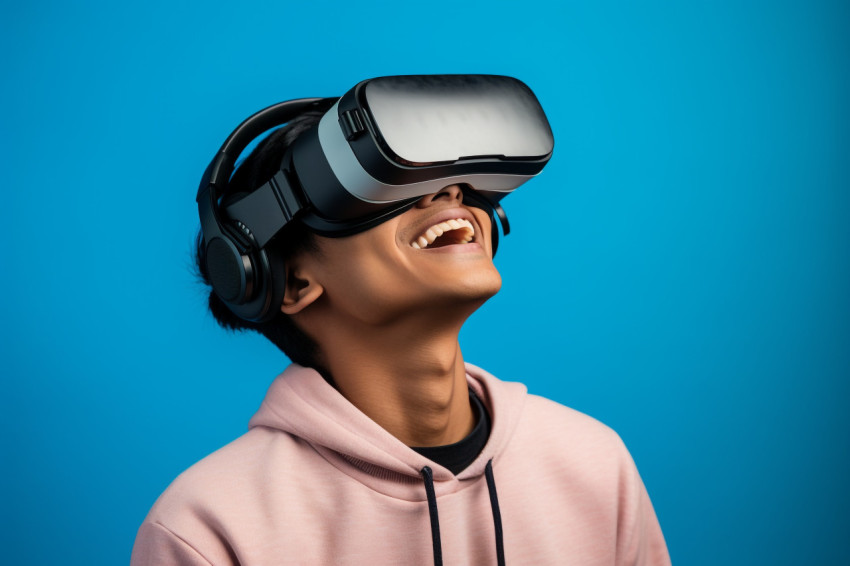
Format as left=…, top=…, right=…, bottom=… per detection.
left=206, top=238, right=243, bottom=302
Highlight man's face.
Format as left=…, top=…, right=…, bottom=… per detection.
left=294, top=185, right=502, bottom=327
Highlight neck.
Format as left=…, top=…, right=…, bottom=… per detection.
left=306, top=311, right=476, bottom=447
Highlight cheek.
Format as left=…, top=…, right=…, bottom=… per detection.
left=316, top=233, right=416, bottom=315
left=328, top=247, right=405, bottom=292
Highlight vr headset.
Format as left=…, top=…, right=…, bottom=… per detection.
left=198, top=74, right=554, bottom=322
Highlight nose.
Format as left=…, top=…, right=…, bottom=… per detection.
left=415, top=184, right=464, bottom=208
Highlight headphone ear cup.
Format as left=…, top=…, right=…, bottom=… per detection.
left=205, top=237, right=254, bottom=303
left=204, top=222, right=285, bottom=322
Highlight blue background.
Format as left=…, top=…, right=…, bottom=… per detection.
left=2, top=0, right=848, bottom=564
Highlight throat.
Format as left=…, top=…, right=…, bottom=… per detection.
left=325, top=339, right=475, bottom=447
left=411, top=390, right=490, bottom=474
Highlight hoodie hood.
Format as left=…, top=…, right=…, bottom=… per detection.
left=248, top=363, right=527, bottom=497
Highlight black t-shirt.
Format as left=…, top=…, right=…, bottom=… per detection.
left=411, top=391, right=491, bottom=475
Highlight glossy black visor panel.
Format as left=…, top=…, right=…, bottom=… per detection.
left=363, top=75, right=554, bottom=166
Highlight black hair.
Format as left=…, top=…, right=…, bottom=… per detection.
left=195, top=104, right=333, bottom=369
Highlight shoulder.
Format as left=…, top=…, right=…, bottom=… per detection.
left=131, top=521, right=214, bottom=566
left=133, top=424, right=313, bottom=563
left=509, top=392, right=639, bottom=485
left=514, top=395, right=671, bottom=565
left=467, top=363, right=631, bottom=470
left=522, top=393, right=624, bottom=449
left=133, top=426, right=298, bottom=561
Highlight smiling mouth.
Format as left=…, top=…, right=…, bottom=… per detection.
left=411, top=218, right=475, bottom=249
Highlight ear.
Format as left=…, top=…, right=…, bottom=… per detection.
left=280, top=264, right=324, bottom=315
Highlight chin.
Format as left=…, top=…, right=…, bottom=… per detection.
left=437, top=266, right=502, bottom=307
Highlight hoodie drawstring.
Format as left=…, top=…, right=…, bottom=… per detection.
left=420, top=459, right=505, bottom=566
left=484, top=460, right=506, bottom=566
left=421, top=466, right=443, bottom=566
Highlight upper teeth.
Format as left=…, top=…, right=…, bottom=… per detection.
left=411, top=218, right=475, bottom=249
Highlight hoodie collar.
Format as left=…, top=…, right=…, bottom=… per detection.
left=248, top=363, right=527, bottom=498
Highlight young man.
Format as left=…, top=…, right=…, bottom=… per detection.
left=132, top=76, right=670, bottom=565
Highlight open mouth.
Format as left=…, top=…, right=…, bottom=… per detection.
left=410, top=218, right=475, bottom=250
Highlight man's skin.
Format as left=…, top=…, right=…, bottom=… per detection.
left=280, top=184, right=501, bottom=447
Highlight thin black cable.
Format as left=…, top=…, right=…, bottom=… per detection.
left=485, top=460, right=506, bottom=566
left=420, top=466, right=443, bottom=566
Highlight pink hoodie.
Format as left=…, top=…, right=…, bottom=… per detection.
left=131, top=364, right=670, bottom=565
